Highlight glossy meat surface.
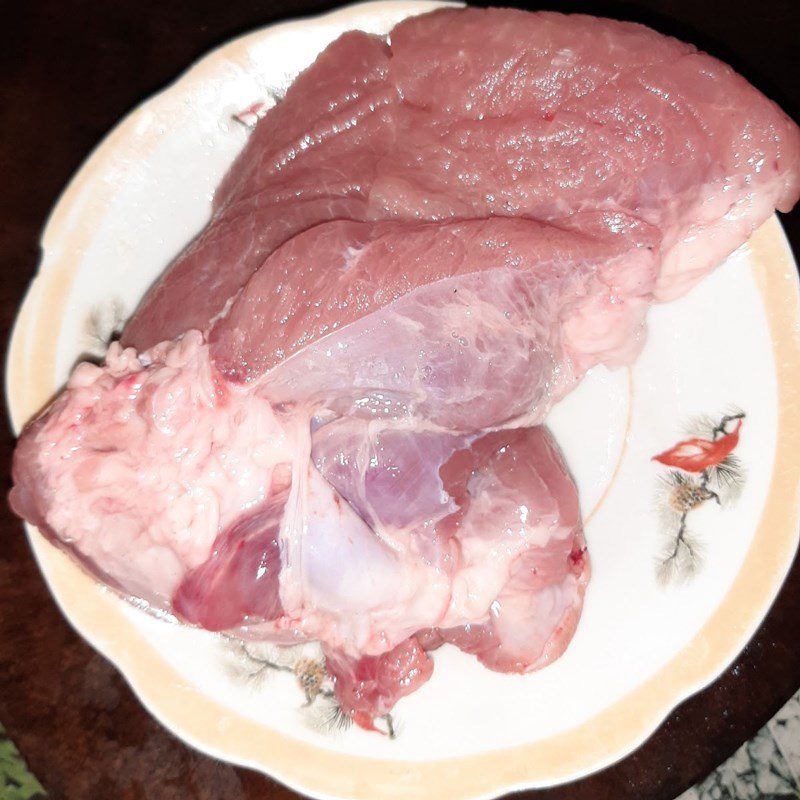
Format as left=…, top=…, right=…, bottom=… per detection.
left=123, top=32, right=394, bottom=347
left=11, top=339, right=586, bottom=723
left=10, top=333, right=292, bottom=609
left=123, top=7, right=800, bottom=349
left=11, top=7, right=800, bottom=728
left=210, top=214, right=659, bottom=433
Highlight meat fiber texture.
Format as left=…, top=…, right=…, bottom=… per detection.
left=10, top=7, right=800, bottom=731
left=123, top=7, right=800, bottom=350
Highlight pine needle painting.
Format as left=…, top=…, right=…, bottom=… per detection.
left=222, top=640, right=398, bottom=738
left=653, top=411, right=746, bottom=584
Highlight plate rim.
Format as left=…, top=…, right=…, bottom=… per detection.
left=6, top=2, right=800, bottom=798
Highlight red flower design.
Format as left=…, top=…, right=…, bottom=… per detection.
left=652, top=419, right=742, bottom=473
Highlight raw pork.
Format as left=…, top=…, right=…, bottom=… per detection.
left=11, top=344, right=587, bottom=719
left=211, top=213, right=659, bottom=429
left=10, top=7, right=800, bottom=729
left=123, top=7, right=800, bottom=349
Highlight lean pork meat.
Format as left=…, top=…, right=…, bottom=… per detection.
left=10, top=7, right=800, bottom=729
left=123, top=7, right=800, bottom=349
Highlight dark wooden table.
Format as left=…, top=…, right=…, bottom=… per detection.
left=1, top=1, right=799, bottom=798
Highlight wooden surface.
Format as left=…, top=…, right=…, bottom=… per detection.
left=1, top=1, right=798, bottom=798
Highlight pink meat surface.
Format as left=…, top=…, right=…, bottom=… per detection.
left=210, top=213, right=658, bottom=430
left=10, top=333, right=293, bottom=610
left=123, top=7, right=800, bottom=349
left=10, top=7, right=800, bottom=730
left=11, top=346, right=586, bottom=724
left=122, top=31, right=395, bottom=347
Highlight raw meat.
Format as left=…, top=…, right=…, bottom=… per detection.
left=9, top=332, right=294, bottom=611
left=10, top=7, right=800, bottom=729
left=380, top=8, right=800, bottom=300
left=123, top=31, right=395, bottom=347
left=123, top=7, right=800, bottom=349
left=210, top=213, right=658, bottom=431
left=11, top=347, right=587, bottom=721
left=324, top=638, right=434, bottom=733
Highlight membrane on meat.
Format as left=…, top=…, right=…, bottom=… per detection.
left=11, top=8, right=800, bottom=729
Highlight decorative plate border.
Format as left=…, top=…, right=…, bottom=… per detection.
left=5, top=2, right=800, bottom=797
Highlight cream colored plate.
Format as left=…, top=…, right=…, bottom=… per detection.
left=6, top=2, right=800, bottom=798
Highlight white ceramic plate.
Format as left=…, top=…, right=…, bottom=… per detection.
left=7, top=3, right=800, bottom=798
